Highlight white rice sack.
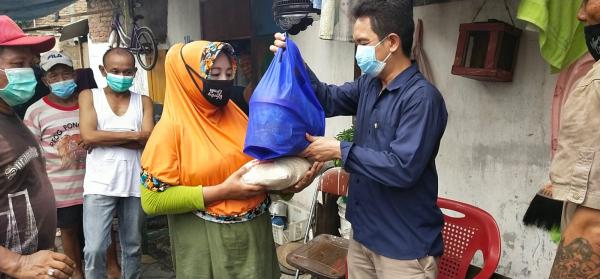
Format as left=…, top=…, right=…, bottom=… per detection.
left=242, top=157, right=311, bottom=190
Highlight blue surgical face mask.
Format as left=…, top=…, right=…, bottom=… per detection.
left=0, top=68, right=37, bottom=106
left=50, top=79, right=77, bottom=99
left=106, top=73, right=134, bottom=93
left=355, top=36, right=392, bottom=77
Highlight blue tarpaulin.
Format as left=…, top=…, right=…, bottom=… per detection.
left=0, top=0, right=75, bottom=21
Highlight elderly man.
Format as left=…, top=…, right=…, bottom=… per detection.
left=0, top=15, right=75, bottom=279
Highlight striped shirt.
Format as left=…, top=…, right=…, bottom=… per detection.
left=24, top=96, right=85, bottom=208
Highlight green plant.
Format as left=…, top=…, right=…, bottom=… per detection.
left=333, top=126, right=355, bottom=167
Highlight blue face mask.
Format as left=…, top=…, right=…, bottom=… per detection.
left=50, top=79, right=77, bottom=99
left=355, top=36, right=392, bottom=77
left=0, top=68, right=37, bottom=106
left=106, top=73, right=134, bottom=93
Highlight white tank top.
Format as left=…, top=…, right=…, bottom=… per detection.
left=83, top=88, right=143, bottom=197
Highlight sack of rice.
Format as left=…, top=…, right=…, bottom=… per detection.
left=242, top=156, right=311, bottom=190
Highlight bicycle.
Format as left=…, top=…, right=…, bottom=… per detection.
left=108, top=12, right=158, bottom=71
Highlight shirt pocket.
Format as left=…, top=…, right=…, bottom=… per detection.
left=372, top=121, right=396, bottom=149
left=568, top=149, right=595, bottom=204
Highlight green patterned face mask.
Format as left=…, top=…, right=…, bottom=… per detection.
left=0, top=67, right=37, bottom=106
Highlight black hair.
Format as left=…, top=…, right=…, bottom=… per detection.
left=352, top=0, right=414, bottom=57
left=102, top=47, right=135, bottom=66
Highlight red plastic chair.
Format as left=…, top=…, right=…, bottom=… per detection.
left=437, top=197, right=501, bottom=279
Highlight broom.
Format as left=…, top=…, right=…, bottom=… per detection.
left=522, top=182, right=563, bottom=242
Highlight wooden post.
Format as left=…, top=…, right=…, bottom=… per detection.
left=78, top=37, right=84, bottom=68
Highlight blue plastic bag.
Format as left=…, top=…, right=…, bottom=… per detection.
left=244, top=37, right=325, bottom=160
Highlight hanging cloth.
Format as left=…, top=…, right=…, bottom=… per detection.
left=517, top=0, right=587, bottom=73
left=411, top=19, right=434, bottom=84
left=319, top=0, right=356, bottom=42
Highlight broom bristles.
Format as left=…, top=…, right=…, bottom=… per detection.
left=522, top=194, right=563, bottom=231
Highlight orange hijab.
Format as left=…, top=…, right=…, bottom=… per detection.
left=141, top=41, right=265, bottom=216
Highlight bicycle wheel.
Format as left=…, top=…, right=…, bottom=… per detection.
left=134, top=26, right=158, bottom=71
left=108, top=29, right=122, bottom=48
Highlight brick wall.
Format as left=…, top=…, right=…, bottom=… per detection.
left=31, top=0, right=116, bottom=43
left=88, top=0, right=114, bottom=43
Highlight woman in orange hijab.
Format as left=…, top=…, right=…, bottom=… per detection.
left=140, top=41, right=294, bottom=278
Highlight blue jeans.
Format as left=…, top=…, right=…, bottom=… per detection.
left=83, top=195, right=144, bottom=279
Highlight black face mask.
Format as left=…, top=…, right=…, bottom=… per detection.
left=584, top=24, right=600, bottom=61
left=180, top=46, right=233, bottom=107
left=199, top=78, right=233, bottom=107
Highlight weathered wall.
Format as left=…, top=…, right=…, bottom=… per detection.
left=87, top=0, right=113, bottom=43
left=166, top=0, right=202, bottom=46
left=290, top=0, right=558, bottom=278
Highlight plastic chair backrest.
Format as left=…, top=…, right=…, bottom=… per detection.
left=437, top=197, right=501, bottom=279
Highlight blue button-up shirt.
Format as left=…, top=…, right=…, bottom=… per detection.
left=309, top=64, right=448, bottom=260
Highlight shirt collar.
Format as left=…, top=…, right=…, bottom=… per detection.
left=384, top=63, right=419, bottom=92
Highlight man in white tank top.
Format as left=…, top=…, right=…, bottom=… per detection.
left=78, top=48, right=154, bottom=279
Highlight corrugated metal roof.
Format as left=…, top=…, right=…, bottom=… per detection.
left=0, top=0, right=75, bottom=20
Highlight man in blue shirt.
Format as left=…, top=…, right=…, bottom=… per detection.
left=271, top=0, right=448, bottom=278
